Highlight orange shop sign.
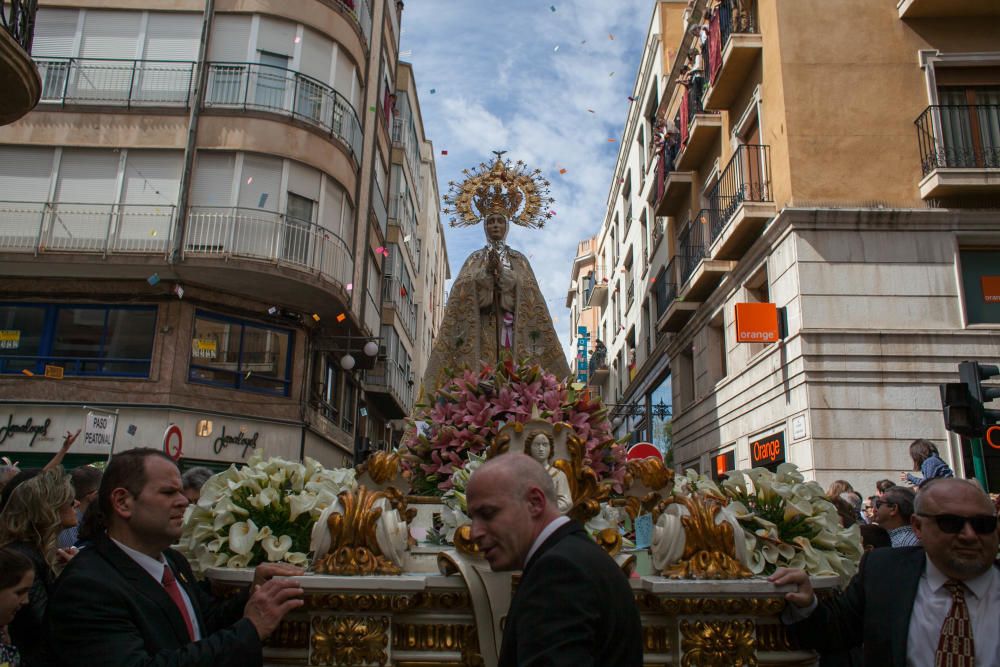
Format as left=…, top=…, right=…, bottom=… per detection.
left=735, top=302, right=779, bottom=343
left=981, top=276, right=1000, bottom=304
left=749, top=431, right=786, bottom=468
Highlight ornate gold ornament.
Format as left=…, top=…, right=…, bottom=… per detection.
left=442, top=152, right=554, bottom=229
left=358, top=450, right=403, bottom=485
left=264, top=618, right=310, bottom=649
left=313, top=485, right=409, bottom=576
left=311, top=615, right=389, bottom=667
left=624, top=457, right=675, bottom=517
left=755, top=622, right=796, bottom=652
left=595, top=527, right=623, bottom=556
left=680, top=619, right=757, bottom=667
left=654, top=494, right=752, bottom=579
left=553, top=433, right=611, bottom=524
left=637, top=595, right=785, bottom=616
left=304, top=594, right=417, bottom=613
left=452, top=523, right=481, bottom=556
left=643, top=625, right=672, bottom=653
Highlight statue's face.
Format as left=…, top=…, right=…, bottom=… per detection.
left=530, top=434, right=551, bottom=462
left=485, top=215, right=508, bottom=242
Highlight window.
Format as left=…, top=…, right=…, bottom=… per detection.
left=189, top=310, right=292, bottom=395
left=960, top=248, right=1000, bottom=325
left=256, top=51, right=289, bottom=110
left=678, top=344, right=695, bottom=409
left=283, top=192, right=314, bottom=265
left=0, top=304, right=156, bottom=376
left=708, top=311, right=727, bottom=383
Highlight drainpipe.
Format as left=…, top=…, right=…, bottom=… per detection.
left=171, top=0, right=215, bottom=264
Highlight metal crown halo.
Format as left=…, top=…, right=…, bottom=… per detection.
left=441, top=152, right=555, bottom=230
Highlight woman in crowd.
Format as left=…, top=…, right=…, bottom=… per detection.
left=0, top=468, right=77, bottom=667
left=901, top=438, right=954, bottom=488
left=0, top=547, right=34, bottom=667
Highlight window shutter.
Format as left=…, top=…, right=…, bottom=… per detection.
left=0, top=147, right=54, bottom=201
left=238, top=154, right=282, bottom=211
left=299, top=28, right=332, bottom=84
left=287, top=161, right=320, bottom=202
left=121, top=151, right=182, bottom=205
left=208, top=15, right=250, bottom=62
left=257, top=16, right=296, bottom=57
left=79, top=10, right=141, bottom=58
left=144, top=13, right=201, bottom=61
left=190, top=152, right=235, bottom=208
left=54, top=149, right=119, bottom=203
left=32, top=8, right=78, bottom=57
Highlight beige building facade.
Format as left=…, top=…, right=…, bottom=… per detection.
left=0, top=0, right=446, bottom=471
left=575, top=0, right=1000, bottom=488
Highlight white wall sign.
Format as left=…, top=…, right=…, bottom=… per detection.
left=84, top=411, right=116, bottom=447
left=790, top=413, right=808, bottom=442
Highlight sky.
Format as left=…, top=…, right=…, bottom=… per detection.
left=399, top=0, right=653, bottom=357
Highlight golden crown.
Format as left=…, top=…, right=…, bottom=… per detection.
left=442, top=152, right=554, bottom=230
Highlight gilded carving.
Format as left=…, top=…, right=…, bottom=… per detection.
left=637, top=594, right=785, bottom=616
left=680, top=619, right=757, bottom=667
left=411, top=591, right=473, bottom=610
left=755, top=622, right=796, bottom=652
left=595, top=527, right=623, bottom=556
left=304, top=594, right=417, bottom=613
left=452, top=523, right=481, bottom=556
left=313, top=485, right=405, bottom=576
left=643, top=625, right=672, bottom=653
left=624, top=457, right=675, bottom=516
left=359, top=451, right=403, bottom=485
left=264, top=618, right=309, bottom=649
left=553, top=434, right=611, bottom=524
left=654, top=494, right=752, bottom=580
left=390, top=623, right=483, bottom=667
left=310, top=615, right=389, bottom=666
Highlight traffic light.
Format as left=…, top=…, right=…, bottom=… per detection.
left=940, top=382, right=980, bottom=437
left=959, top=361, right=1000, bottom=431
left=941, top=361, right=1000, bottom=438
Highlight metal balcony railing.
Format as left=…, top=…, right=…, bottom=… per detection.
left=915, top=104, right=1000, bottom=175
left=678, top=211, right=712, bottom=287
left=34, top=58, right=196, bottom=108
left=205, top=61, right=362, bottom=160
left=184, top=206, right=353, bottom=286
left=364, top=289, right=381, bottom=337
left=708, top=0, right=759, bottom=86
left=626, top=279, right=635, bottom=310
left=0, top=201, right=175, bottom=255
left=388, top=195, right=418, bottom=262
left=708, top=144, right=772, bottom=244
left=382, top=275, right=415, bottom=339
left=365, top=358, right=412, bottom=411
left=654, top=259, right=678, bottom=320
left=1, top=0, right=37, bottom=52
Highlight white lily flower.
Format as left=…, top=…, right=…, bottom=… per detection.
left=251, top=485, right=280, bottom=509
left=310, top=503, right=338, bottom=558
left=213, top=512, right=236, bottom=531
left=228, top=519, right=259, bottom=555
left=285, top=552, right=308, bottom=566
left=256, top=525, right=273, bottom=542
left=288, top=492, right=319, bottom=521
left=262, top=534, right=293, bottom=561
left=226, top=553, right=252, bottom=568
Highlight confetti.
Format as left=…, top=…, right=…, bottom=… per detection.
left=173, top=284, right=184, bottom=299
left=550, top=4, right=556, bottom=11
left=441, top=150, right=448, bottom=155
left=580, top=39, right=587, bottom=44
left=430, top=88, right=436, bottom=94
left=294, top=35, right=301, bottom=43
left=346, top=283, right=353, bottom=291
left=258, top=193, right=268, bottom=207
left=553, top=45, right=560, bottom=52
left=21, top=369, right=34, bottom=377
left=246, top=176, right=253, bottom=184
left=336, top=313, right=347, bottom=322
left=312, top=313, right=321, bottom=322
left=369, top=105, right=376, bottom=112
left=607, top=138, right=617, bottom=142
left=400, top=49, right=412, bottom=57
left=587, top=108, right=595, bottom=113
left=627, top=96, right=635, bottom=102
left=147, top=273, right=160, bottom=286
left=558, top=168, right=567, bottom=174
left=609, top=71, right=615, bottom=77
left=150, top=229, right=158, bottom=237
left=127, top=424, right=137, bottom=435
left=609, top=33, right=615, bottom=40
left=403, top=234, right=411, bottom=242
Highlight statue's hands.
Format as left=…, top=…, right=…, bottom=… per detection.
left=769, top=567, right=815, bottom=608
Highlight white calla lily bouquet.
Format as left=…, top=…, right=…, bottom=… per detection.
left=675, top=463, right=863, bottom=578
left=179, top=453, right=356, bottom=572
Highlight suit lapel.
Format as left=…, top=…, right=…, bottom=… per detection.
left=96, top=535, right=195, bottom=645
left=890, top=548, right=926, bottom=666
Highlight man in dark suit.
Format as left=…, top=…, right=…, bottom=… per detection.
left=466, top=453, right=642, bottom=667
left=47, top=448, right=304, bottom=667
left=770, top=478, right=1000, bottom=666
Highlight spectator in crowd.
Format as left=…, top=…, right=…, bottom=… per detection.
left=873, top=486, right=920, bottom=548
left=826, top=479, right=854, bottom=499
left=902, top=439, right=954, bottom=488
left=466, top=453, right=643, bottom=667
left=0, top=547, right=34, bottom=667
left=57, top=466, right=102, bottom=549
left=0, top=468, right=77, bottom=667
left=47, top=448, right=305, bottom=667
left=772, top=478, right=1000, bottom=665
left=858, top=524, right=891, bottom=552
left=830, top=495, right=859, bottom=528
left=875, top=479, right=895, bottom=497
left=181, top=467, right=214, bottom=505
left=840, top=491, right=867, bottom=525
left=862, top=496, right=878, bottom=524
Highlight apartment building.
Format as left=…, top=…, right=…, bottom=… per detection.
left=0, top=0, right=446, bottom=471
left=575, top=0, right=1000, bottom=489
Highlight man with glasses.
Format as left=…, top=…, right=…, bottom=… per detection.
left=771, top=478, right=999, bottom=666
left=874, top=485, right=920, bottom=548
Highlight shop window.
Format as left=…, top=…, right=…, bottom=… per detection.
left=189, top=310, right=292, bottom=396
left=0, top=303, right=156, bottom=376
left=960, top=248, right=1000, bottom=325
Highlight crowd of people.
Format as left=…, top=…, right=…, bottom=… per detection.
left=0, top=433, right=995, bottom=666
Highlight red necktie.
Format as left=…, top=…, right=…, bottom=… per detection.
left=935, top=579, right=975, bottom=667
left=162, top=565, right=196, bottom=641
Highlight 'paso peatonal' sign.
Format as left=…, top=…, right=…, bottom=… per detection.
left=749, top=430, right=786, bottom=468
left=213, top=426, right=259, bottom=458
left=0, top=414, right=51, bottom=447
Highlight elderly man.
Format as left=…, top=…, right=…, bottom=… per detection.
left=466, top=453, right=642, bottom=667
left=771, top=478, right=1000, bottom=666
left=874, top=485, right=920, bottom=548
left=48, top=448, right=304, bottom=666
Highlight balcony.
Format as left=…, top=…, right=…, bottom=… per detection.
left=654, top=147, right=694, bottom=216
left=656, top=258, right=698, bottom=333
left=897, top=0, right=1000, bottom=18
left=387, top=195, right=418, bottom=263
left=678, top=210, right=735, bottom=301
left=382, top=275, right=416, bottom=341
left=364, top=358, right=410, bottom=419
left=183, top=206, right=354, bottom=307
left=704, top=0, right=763, bottom=111
left=0, top=0, right=40, bottom=124
left=35, top=58, right=195, bottom=110
left=204, top=61, right=362, bottom=161
left=707, top=144, right=774, bottom=260
left=371, top=180, right=388, bottom=237
left=586, top=270, right=609, bottom=310
left=915, top=104, right=1000, bottom=200
left=0, top=201, right=174, bottom=256
left=676, top=85, right=722, bottom=171
left=334, top=0, right=373, bottom=48
left=588, top=349, right=609, bottom=385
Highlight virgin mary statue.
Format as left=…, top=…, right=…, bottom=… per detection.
left=418, top=153, right=570, bottom=396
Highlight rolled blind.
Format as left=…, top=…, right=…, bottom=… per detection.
left=32, top=8, right=78, bottom=58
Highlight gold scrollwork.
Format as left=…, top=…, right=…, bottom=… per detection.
left=391, top=623, right=483, bottom=667
left=595, top=527, right=623, bottom=556
left=264, top=618, right=310, bottom=649
left=452, top=523, right=481, bottom=556
left=654, top=494, right=752, bottom=580
left=313, top=485, right=404, bottom=576
left=553, top=434, right=612, bottom=524
left=311, top=615, right=389, bottom=666
left=411, top=591, right=473, bottom=610
left=359, top=450, right=403, bottom=485
left=643, top=625, right=672, bottom=653
left=755, top=622, right=796, bottom=652
left=680, top=619, right=757, bottom=667
left=637, top=594, right=786, bottom=616
left=304, top=594, right=417, bottom=613
left=624, top=457, right=676, bottom=517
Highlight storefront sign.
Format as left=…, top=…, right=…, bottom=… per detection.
left=735, top=302, right=779, bottom=343
left=0, top=330, right=20, bottom=350
left=0, top=414, right=51, bottom=447
left=712, top=450, right=736, bottom=480
left=163, top=424, right=183, bottom=460
left=84, top=411, right=116, bottom=447
left=981, top=276, right=1000, bottom=303
left=191, top=338, right=217, bottom=359
left=750, top=430, right=786, bottom=468
left=213, top=426, right=259, bottom=457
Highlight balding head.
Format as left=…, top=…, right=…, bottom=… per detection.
left=466, top=453, right=563, bottom=571
left=912, top=477, right=998, bottom=581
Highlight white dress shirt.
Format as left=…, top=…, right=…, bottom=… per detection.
left=906, top=556, right=999, bottom=667
left=111, top=538, right=202, bottom=640
left=523, top=515, right=571, bottom=568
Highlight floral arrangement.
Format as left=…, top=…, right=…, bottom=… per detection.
left=178, top=453, right=356, bottom=572
left=673, top=463, right=862, bottom=578
left=400, top=357, right=626, bottom=496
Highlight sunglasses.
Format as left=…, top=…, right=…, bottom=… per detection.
left=916, top=513, right=998, bottom=535
left=874, top=500, right=896, bottom=510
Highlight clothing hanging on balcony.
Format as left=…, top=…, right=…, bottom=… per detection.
left=679, top=87, right=690, bottom=150
left=709, top=9, right=723, bottom=86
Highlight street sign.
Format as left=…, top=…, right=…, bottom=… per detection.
left=626, top=442, right=662, bottom=462
left=84, top=411, right=116, bottom=447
